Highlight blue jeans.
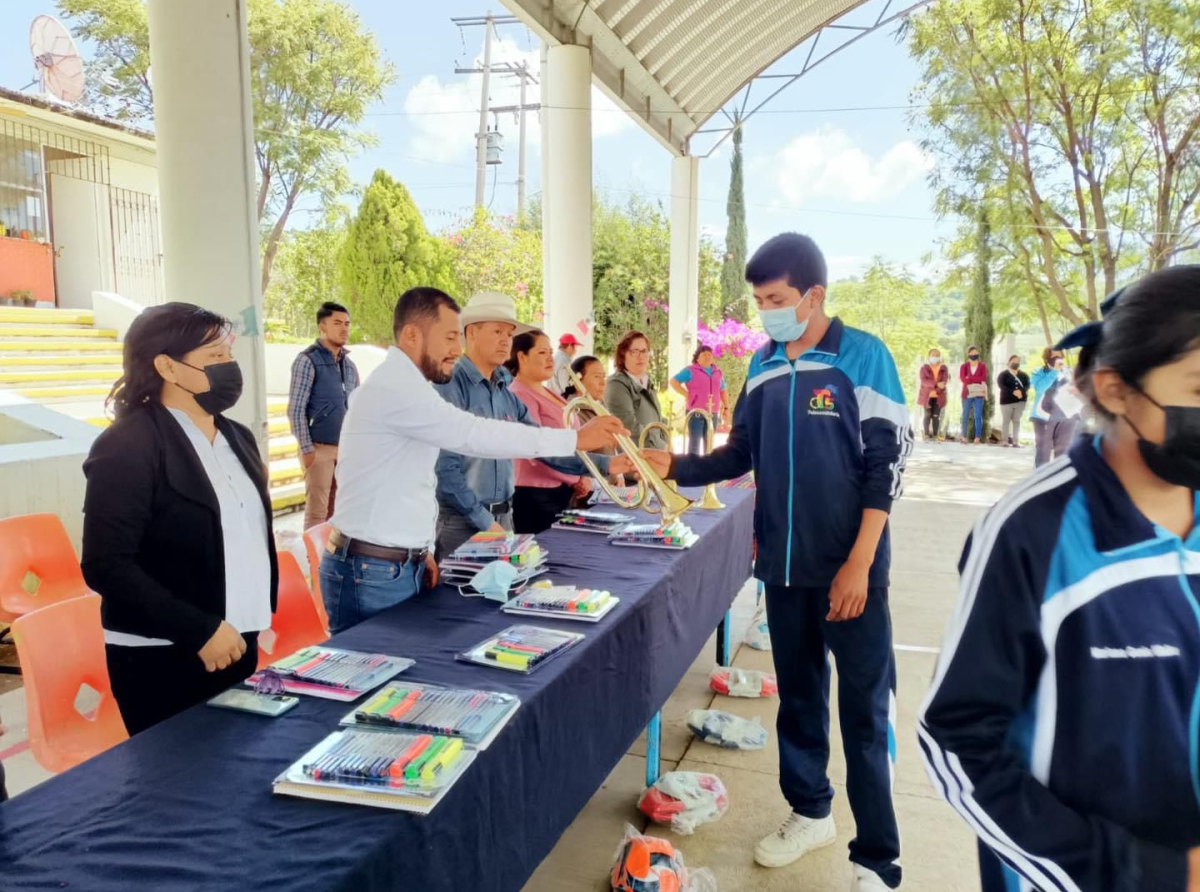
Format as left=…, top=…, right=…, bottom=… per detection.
left=686, top=415, right=707, bottom=455
left=319, top=548, right=425, bottom=634
left=961, top=396, right=985, bottom=440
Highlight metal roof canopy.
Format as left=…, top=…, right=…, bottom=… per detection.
left=498, top=0, right=878, bottom=155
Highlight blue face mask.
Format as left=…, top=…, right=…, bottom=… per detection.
left=461, top=560, right=518, bottom=602
left=759, top=291, right=812, bottom=343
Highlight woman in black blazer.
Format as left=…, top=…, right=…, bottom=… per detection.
left=82, top=302, right=278, bottom=735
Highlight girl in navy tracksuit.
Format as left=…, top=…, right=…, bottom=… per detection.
left=920, top=265, right=1200, bottom=892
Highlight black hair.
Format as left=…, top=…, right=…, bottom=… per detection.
left=692, top=345, right=713, bottom=363
left=967, top=345, right=980, bottom=355
left=393, top=287, right=459, bottom=338
left=563, top=354, right=602, bottom=397
left=1008, top=354, right=1021, bottom=363
left=1076, top=265, right=1200, bottom=419
left=107, top=302, right=231, bottom=420
left=317, top=301, right=348, bottom=324
left=745, top=233, right=827, bottom=292
left=503, top=328, right=547, bottom=375
left=614, top=331, right=649, bottom=373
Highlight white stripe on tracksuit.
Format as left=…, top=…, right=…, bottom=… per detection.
left=917, top=461, right=1081, bottom=892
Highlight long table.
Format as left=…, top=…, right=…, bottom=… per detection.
left=0, top=488, right=754, bottom=892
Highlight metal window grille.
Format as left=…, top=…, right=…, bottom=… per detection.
left=109, top=187, right=164, bottom=307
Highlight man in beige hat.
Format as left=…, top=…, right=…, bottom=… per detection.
left=434, top=291, right=609, bottom=557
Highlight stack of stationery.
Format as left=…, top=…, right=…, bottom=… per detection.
left=502, top=586, right=620, bottom=623
left=440, top=533, right=549, bottom=590
left=551, top=509, right=634, bottom=534
left=273, top=728, right=476, bottom=813
left=720, top=470, right=756, bottom=489
left=246, top=647, right=413, bottom=701
left=608, top=519, right=699, bottom=550
left=456, top=624, right=583, bottom=674
left=341, top=683, right=520, bottom=748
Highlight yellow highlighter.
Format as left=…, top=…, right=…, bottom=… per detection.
left=421, top=736, right=464, bottom=786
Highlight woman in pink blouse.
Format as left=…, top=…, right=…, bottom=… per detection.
left=507, top=330, right=596, bottom=533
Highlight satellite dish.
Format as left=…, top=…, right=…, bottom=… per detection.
left=29, top=15, right=86, bottom=104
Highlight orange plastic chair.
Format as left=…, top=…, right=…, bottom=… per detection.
left=257, top=551, right=327, bottom=669
left=302, top=521, right=334, bottom=634
left=11, top=594, right=128, bottom=773
left=0, top=514, right=94, bottom=625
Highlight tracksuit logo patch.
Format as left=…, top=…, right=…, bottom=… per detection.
left=809, top=385, right=840, bottom=417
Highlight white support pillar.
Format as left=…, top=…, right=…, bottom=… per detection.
left=668, top=155, right=701, bottom=380
left=542, top=45, right=593, bottom=353
left=146, top=0, right=268, bottom=449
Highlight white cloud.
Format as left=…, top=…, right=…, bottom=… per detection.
left=403, top=36, right=632, bottom=164
left=775, top=127, right=932, bottom=205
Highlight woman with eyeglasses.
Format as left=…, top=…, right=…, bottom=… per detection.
left=920, top=265, right=1200, bottom=892
left=81, top=302, right=278, bottom=735
left=605, top=330, right=667, bottom=449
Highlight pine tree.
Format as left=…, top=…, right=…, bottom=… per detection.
left=964, top=205, right=996, bottom=440
left=338, top=170, right=456, bottom=343
left=720, top=122, right=749, bottom=323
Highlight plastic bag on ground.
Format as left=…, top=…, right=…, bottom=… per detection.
left=637, top=771, right=729, bottom=835
left=686, top=709, right=768, bottom=750
left=610, top=823, right=719, bottom=891
left=709, top=666, right=778, bottom=698
left=744, top=605, right=771, bottom=651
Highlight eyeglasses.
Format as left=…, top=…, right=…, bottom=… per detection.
left=627, top=348, right=651, bottom=357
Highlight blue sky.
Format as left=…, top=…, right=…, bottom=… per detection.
left=0, top=0, right=953, bottom=281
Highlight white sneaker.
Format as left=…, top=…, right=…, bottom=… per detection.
left=754, top=812, right=836, bottom=868
left=850, top=865, right=890, bottom=890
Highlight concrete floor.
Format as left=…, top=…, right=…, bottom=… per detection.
left=520, top=440, right=1033, bottom=892
left=1, top=439, right=1034, bottom=891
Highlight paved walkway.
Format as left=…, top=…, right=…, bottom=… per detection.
left=1, top=440, right=1035, bottom=891
left=521, top=440, right=1034, bottom=892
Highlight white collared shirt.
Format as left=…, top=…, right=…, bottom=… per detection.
left=104, top=408, right=272, bottom=646
left=331, top=347, right=578, bottom=548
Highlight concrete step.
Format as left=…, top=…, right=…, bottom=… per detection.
left=11, top=384, right=113, bottom=400
left=0, top=339, right=120, bottom=352
left=0, top=326, right=117, bottom=340
left=269, top=457, right=303, bottom=486
left=267, top=398, right=287, bottom=417
left=270, top=481, right=305, bottom=513
left=0, top=353, right=122, bottom=367
left=0, top=307, right=95, bottom=325
left=268, top=434, right=297, bottom=459
left=0, top=369, right=120, bottom=385
left=267, top=416, right=289, bottom=435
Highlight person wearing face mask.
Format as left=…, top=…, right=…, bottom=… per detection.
left=617, top=233, right=911, bottom=891
left=919, top=265, right=1200, bottom=892
left=1029, top=347, right=1080, bottom=467
left=997, top=355, right=1031, bottom=447
left=959, top=346, right=989, bottom=444
left=918, top=349, right=950, bottom=441
left=606, top=330, right=668, bottom=449
left=81, top=303, right=278, bottom=735
left=320, top=288, right=622, bottom=633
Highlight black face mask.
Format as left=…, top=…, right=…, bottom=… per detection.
left=968, top=354, right=980, bottom=362
left=1009, top=362, right=1020, bottom=370
left=1125, top=389, right=1200, bottom=490
left=178, top=360, right=243, bottom=415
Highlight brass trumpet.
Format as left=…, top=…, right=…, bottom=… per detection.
left=562, top=370, right=693, bottom=524
left=639, top=422, right=679, bottom=493
left=683, top=407, right=725, bottom=510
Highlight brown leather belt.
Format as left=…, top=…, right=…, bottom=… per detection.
left=326, top=529, right=427, bottom=564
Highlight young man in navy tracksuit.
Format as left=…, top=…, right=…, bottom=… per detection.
left=631, top=233, right=911, bottom=890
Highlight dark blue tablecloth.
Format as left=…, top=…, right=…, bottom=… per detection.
left=0, top=489, right=753, bottom=892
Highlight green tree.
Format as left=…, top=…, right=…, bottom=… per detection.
left=58, top=0, right=396, bottom=294
left=263, top=218, right=346, bottom=341
left=720, top=123, right=750, bottom=322
left=905, top=0, right=1200, bottom=327
left=829, top=259, right=944, bottom=404
left=445, top=210, right=544, bottom=324
left=338, top=170, right=456, bottom=344
left=964, top=208, right=996, bottom=439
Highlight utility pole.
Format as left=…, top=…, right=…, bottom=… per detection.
left=489, top=62, right=539, bottom=223
left=451, top=13, right=519, bottom=210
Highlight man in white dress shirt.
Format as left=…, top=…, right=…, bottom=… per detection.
left=319, top=287, right=623, bottom=631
